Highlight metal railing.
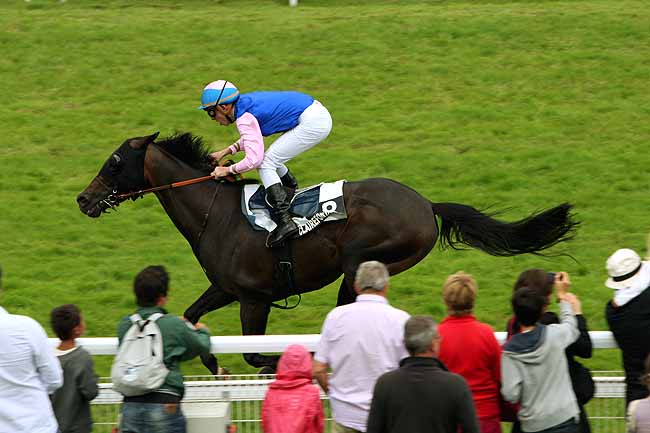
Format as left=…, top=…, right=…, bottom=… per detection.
left=91, top=373, right=627, bottom=433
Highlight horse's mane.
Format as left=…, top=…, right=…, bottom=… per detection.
left=155, top=132, right=213, bottom=174
left=154, top=132, right=259, bottom=186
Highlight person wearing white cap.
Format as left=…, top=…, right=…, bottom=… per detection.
left=198, top=80, right=333, bottom=248
left=605, top=248, right=650, bottom=405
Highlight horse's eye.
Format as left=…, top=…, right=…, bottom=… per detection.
left=109, top=154, right=122, bottom=173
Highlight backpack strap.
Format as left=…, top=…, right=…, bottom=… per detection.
left=148, top=313, right=164, bottom=322
left=129, top=313, right=164, bottom=332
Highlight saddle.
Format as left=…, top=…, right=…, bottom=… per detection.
left=241, top=180, right=347, bottom=237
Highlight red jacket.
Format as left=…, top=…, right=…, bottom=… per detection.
left=262, top=344, right=324, bottom=433
left=438, top=315, right=502, bottom=420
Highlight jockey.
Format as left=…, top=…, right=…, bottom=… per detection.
left=199, top=80, right=333, bottom=248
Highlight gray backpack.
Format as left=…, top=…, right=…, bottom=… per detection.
left=111, top=313, right=170, bottom=396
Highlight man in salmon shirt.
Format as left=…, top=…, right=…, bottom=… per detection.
left=437, top=272, right=503, bottom=433
left=262, top=344, right=324, bottom=433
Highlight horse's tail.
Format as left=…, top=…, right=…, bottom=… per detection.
left=430, top=202, right=578, bottom=256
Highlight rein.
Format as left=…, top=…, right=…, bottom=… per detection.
left=114, top=175, right=215, bottom=201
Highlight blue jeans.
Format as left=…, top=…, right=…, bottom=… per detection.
left=524, top=417, right=580, bottom=433
left=120, top=402, right=186, bottom=433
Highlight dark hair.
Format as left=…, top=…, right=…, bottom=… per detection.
left=134, top=265, right=169, bottom=307
left=512, top=287, right=545, bottom=326
left=513, top=269, right=554, bottom=306
left=51, top=304, right=82, bottom=340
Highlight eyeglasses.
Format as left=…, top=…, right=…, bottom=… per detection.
left=205, top=106, right=218, bottom=119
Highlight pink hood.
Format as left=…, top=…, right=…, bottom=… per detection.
left=269, top=344, right=313, bottom=389
left=262, top=344, right=324, bottom=433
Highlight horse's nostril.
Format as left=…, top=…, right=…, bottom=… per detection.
left=77, top=194, right=89, bottom=207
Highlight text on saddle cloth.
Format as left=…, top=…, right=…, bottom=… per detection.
left=242, top=180, right=347, bottom=236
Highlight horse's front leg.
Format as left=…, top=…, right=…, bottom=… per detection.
left=336, top=276, right=357, bottom=306
left=184, top=284, right=237, bottom=376
left=240, top=301, right=280, bottom=372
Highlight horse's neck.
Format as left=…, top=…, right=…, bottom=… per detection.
left=145, top=146, right=223, bottom=246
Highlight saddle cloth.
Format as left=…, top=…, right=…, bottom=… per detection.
left=242, top=180, right=347, bottom=236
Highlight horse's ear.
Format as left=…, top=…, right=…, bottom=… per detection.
left=129, top=132, right=160, bottom=149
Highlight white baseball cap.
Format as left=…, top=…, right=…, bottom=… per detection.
left=605, top=248, right=645, bottom=290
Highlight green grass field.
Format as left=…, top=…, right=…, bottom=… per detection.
left=1, top=0, right=649, bottom=376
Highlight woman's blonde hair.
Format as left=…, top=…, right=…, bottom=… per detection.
left=443, top=271, right=477, bottom=316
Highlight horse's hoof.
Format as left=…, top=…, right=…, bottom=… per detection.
left=258, top=366, right=276, bottom=375
left=217, top=366, right=230, bottom=376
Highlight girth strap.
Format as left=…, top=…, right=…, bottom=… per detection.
left=270, top=241, right=301, bottom=310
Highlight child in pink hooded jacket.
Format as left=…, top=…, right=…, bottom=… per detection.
left=262, top=344, right=324, bottom=433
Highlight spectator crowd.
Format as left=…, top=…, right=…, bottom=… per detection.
left=1, top=246, right=650, bottom=433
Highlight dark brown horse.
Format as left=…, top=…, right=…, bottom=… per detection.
left=77, top=132, right=578, bottom=372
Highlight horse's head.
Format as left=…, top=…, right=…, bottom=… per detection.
left=76, top=132, right=159, bottom=217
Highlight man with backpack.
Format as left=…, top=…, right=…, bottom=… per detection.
left=113, top=265, right=211, bottom=433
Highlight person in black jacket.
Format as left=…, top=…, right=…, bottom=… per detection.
left=604, top=248, right=650, bottom=406
left=506, top=269, right=593, bottom=433
left=366, top=315, right=480, bottom=433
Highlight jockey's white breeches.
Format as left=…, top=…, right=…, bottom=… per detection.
left=259, top=100, right=332, bottom=188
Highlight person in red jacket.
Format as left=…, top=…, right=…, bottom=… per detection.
left=437, top=272, right=503, bottom=433
left=262, top=344, right=324, bottom=433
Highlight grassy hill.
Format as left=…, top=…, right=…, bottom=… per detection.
left=0, top=0, right=649, bottom=375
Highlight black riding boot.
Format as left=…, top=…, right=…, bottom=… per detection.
left=280, top=170, right=299, bottom=190
left=265, top=183, right=299, bottom=248
left=280, top=170, right=299, bottom=202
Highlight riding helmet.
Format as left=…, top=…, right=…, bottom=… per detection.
left=198, top=80, right=240, bottom=110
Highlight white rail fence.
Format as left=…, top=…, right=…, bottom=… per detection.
left=49, top=330, right=620, bottom=354
left=70, top=332, right=625, bottom=433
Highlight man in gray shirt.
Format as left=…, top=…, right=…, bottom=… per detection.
left=501, top=272, right=581, bottom=433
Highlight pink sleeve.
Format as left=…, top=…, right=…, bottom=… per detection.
left=228, top=141, right=240, bottom=154
left=231, top=112, right=264, bottom=174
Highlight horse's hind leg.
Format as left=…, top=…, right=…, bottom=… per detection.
left=184, top=285, right=237, bottom=376
left=240, top=301, right=280, bottom=371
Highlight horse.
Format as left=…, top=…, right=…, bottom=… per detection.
left=76, top=132, right=578, bottom=373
